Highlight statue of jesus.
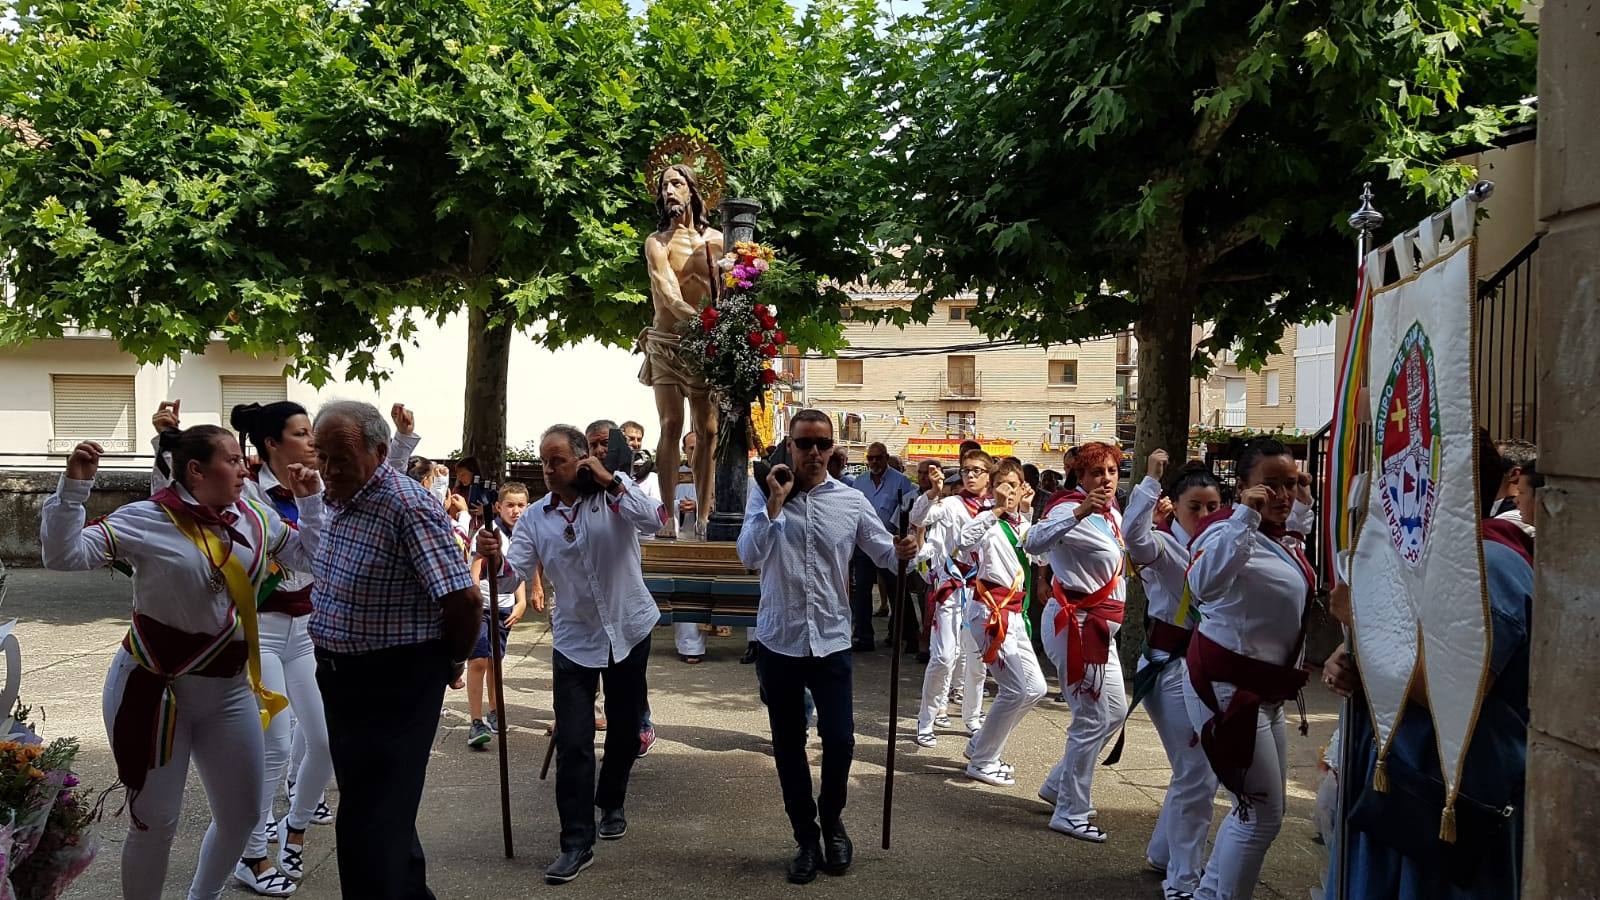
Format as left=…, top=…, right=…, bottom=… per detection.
left=638, top=163, right=723, bottom=539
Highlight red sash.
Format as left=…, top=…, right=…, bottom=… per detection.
left=1050, top=576, right=1125, bottom=698
left=927, top=560, right=975, bottom=627
left=114, top=614, right=248, bottom=815
left=1185, top=631, right=1309, bottom=806
left=974, top=578, right=1026, bottom=665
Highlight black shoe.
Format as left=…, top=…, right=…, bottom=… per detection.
left=740, top=642, right=758, bottom=664
left=545, top=848, right=595, bottom=884
left=822, top=822, right=853, bottom=875
left=787, top=843, right=823, bottom=884
left=599, top=808, right=627, bottom=841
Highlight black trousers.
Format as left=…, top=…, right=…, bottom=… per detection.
left=552, top=636, right=651, bottom=851
left=316, top=639, right=451, bottom=900
left=755, top=644, right=855, bottom=846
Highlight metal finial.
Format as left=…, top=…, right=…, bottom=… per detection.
left=1467, top=180, right=1495, bottom=203
left=1349, top=182, right=1385, bottom=234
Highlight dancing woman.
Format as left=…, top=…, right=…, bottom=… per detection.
left=42, top=428, right=322, bottom=900
left=149, top=400, right=419, bottom=895
left=1123, top=451, right=1223, bottom=900
left=1025, top=441, right=1128, bottom=843
left=1183, top=438, right=1313, bottom=900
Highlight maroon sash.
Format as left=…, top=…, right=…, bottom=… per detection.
left=1185, top=632, right=1308, bottom=805
left=1147, top=617, right=1193, bottom=656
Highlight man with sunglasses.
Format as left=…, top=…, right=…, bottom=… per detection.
left=737, top=411, right=918, bottom=884
left=848, top=442, right=915, bottom=652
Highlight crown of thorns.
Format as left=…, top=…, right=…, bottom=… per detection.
left=645, top=134, right=726, bottom=210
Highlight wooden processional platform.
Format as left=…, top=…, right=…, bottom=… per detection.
left=641, top=540, right=760, bottom=628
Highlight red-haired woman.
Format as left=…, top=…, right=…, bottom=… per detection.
left=1024, top=441, right=1127, bottom=844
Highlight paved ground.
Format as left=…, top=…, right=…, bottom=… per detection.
left=6, top=567, right=1333, bottom=899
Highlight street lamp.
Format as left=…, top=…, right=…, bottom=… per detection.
left=894, top=389, right=907, bottom=417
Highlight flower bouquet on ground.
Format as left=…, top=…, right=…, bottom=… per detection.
left=679, top=241, right=790, bottom=454
left=0, top=704, right=97, bottom=900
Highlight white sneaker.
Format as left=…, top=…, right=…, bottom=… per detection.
left=1049, top=816, right=1108, bottom=843
left=234, top=862, right=297, bottom=896
left=965, top=762, right=1016, bottom=787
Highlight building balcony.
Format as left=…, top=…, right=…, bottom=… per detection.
left=1222, top=409, right=1247, bottom=428
left=937, top=372, right=982, bottom=400
left=50, top=437, right=135, bottom=453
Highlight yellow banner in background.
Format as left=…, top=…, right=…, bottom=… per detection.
left=902, top=437, right=1015, bottom=460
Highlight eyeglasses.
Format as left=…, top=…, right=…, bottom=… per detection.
left=960, top=466, right=990, bottom=477
left=793, top=437, right=835, bottom=453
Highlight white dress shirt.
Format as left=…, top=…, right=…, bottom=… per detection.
left=42, top=477, right=323, bottom=636
left=1186, top=505, right=1309, bottom=665
left=914, top=493, right=985, bottom=572
left=1122, top=476, right=1192, bottom=626
left=500, top=475, right=664, bottom=668
left=1023, top=495, right=1126, bottom=600
left=736, top=476, right=901, bottom=658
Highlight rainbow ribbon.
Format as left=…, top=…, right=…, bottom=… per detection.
left=1323, top=258, right=1375, bottom=579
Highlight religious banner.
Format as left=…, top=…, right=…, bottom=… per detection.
left=903, top=437, right=1015, bottom=460
left=1347, top=198, right=1489, bottom=840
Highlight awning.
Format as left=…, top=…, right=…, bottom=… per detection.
left=902, top=437, right=1016, bottom=460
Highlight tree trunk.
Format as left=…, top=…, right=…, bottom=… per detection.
left=1133, top=302, right=1196, bottom=482
left=463, top=302, right=512, bottom=481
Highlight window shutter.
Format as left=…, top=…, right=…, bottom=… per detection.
left=220, top=375, right=289, bottom=417
left=51, top=375, right=136, bottom=452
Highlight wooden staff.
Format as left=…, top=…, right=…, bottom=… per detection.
left=485, top=513, right=515, bottom=859
left=881, top=506, right=911, bottom=850
left=540, top=727, right=556, bottom=781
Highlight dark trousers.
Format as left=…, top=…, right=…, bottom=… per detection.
left=552, top=636, right=650, bottom=851
left=851, top=551, right=919, bottom=650
left=755, top=644, right=855, bottom=846
left=316, top=639, right=451, bottom=900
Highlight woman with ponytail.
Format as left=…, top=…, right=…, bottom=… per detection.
left=1122, top=452, right=1223, bottom=900
left=42, top=427, right=323, bottom=900
left=149, top=399, right=420, bottom=895
left=1182, top=438, right=1314, bottom=900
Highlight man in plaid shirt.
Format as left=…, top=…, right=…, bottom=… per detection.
left=310, top=401, right=478, bottom=900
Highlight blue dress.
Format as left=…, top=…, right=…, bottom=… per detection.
left=1333, top=539, right=1532, bottom=898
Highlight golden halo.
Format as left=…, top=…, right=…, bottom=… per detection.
left=646, top=134, right=726, bottom=211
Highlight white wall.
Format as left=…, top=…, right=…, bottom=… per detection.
left=0, top=313, right=659, bottom=468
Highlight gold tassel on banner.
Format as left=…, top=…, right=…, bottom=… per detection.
left=1373, top=756, right=1390, bottom=792
left=1439, top=799, right=1458, bottom=843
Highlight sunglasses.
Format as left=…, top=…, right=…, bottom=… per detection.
left=793, top=437, right=835, bottom=453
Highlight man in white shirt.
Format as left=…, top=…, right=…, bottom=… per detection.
left=737, top=410, right=917, bottom=885
left=621, top=420, right=662, bottom=505
left=477, top=424, right=666, bottom=885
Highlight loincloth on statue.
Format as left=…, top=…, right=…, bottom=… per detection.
left=636, top=327, right=710, bottom=397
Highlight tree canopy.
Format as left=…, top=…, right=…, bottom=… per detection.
left=873, top=0, right=1537, bottom=463
left=0, top=0, right=891, bottom=471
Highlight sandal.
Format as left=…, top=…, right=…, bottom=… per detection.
left=913, top=732, right=937, bottom=748
left=1163, top=888, right=1195, bottom=900
left=234, top=861, right=297, bottom=897
left=1049, top=817, right=1108, bottom=844
left=265, top=818, right=279, bottom=844
left=964, top=762, right=1017, bottom=787
left=933, top=714, right=952, bottom=729
left=311, top=801, right=335, bottom=826
left=278, top=830, right=306, bottom=879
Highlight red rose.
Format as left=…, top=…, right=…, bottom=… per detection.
left=748, top=332, right=763, bottom=347
left=753, top=304, right=769, bottom=318
left=700, top=305, right=720, bottom=327
left=772, top=329, right=787, bottom=344
left=762, top=343, right=778, bottom=358
left=761, top=368, right=778, bottom=385
left=759, top=315, right=777, bottom=330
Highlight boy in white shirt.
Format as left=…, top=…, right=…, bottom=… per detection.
left=466, top=483, right=531, bottom=749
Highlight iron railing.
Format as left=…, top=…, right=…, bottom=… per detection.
left=1476, top=236, right=1540, bottom=442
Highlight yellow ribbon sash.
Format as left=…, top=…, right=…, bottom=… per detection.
left=161, top=502, right=289, bottom=729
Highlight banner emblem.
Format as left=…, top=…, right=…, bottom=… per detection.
left=1376, top=322, right=1441, bottom=568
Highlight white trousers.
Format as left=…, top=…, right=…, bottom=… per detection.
left=1141, top=653, right=1217, bottom=894
left=1040, top=599, right=1126, bottom=822
left=674, top=621, right=705, bottom=656
left=915, top=594, right=984, bottom=734
left=1183, top=679, right=1287, bottom=900
left=244, top=612, right=333, bottom=856
left=103, top=647, right=264, bottom=900
left=965, top=612, right=1046, bottom=766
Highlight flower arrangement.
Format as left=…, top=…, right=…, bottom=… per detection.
left=680, top=241, right=788, bottom=427
left=0, top=703, right=97, bottom=900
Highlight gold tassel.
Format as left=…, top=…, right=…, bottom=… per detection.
left=1439, top=800, right=1457, bottom=843
left=1373, top=756, right=1389, bottom=792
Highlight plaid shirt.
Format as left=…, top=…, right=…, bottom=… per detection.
left=310, top=464, right=474, bottom=654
